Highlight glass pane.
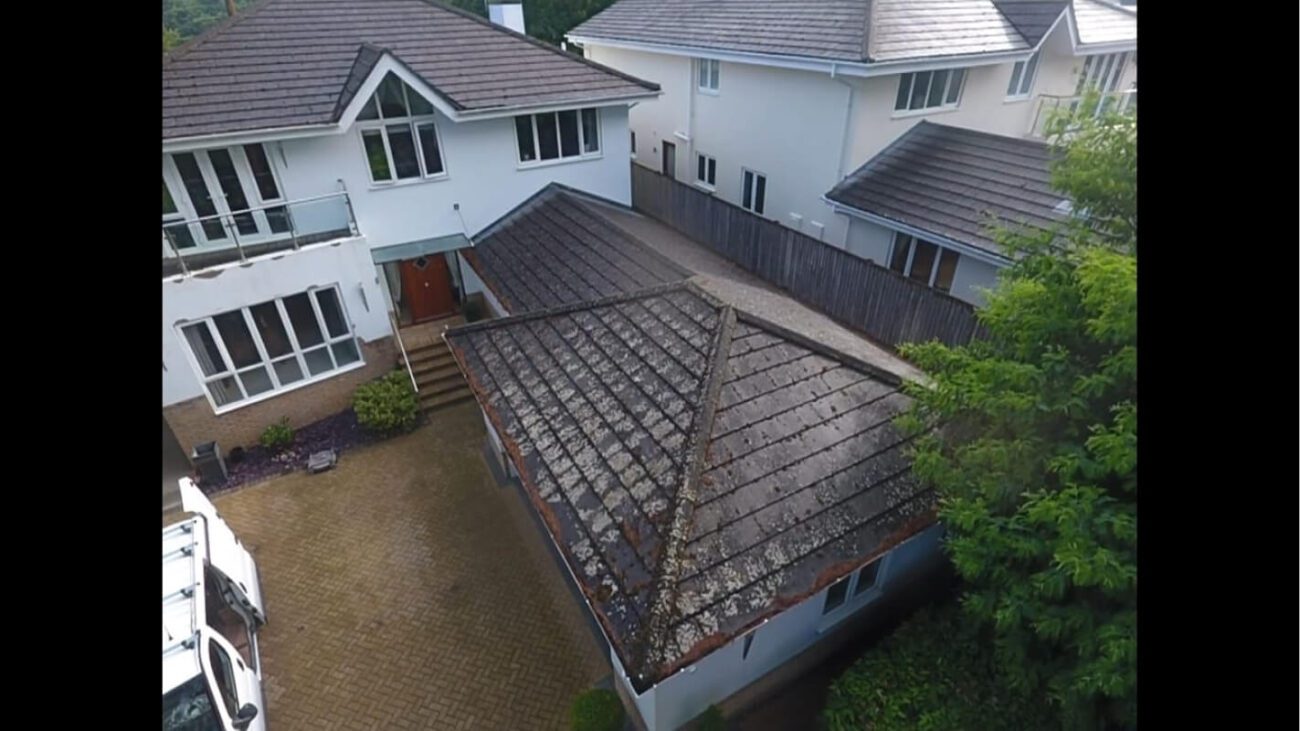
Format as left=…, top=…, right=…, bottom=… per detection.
left=558, top=110, right=580, bottom=157
left=303, top=346, right=334, bottom=376
left=709, top=60, right=719, bottom=89
left=945, top=70, right=964, bottom=104
left=249, top=301, right=292, bottom=358
left=183, top=323, right=227, bottom=377
left=163, top=675, right=222, bottom=731
left=927, top=69, right=949, bottom=107
left=314, top=287, right=349, bottom=338
left=1106, top=53, right=1127, bottom=92
left=1021, top=53, right=1040, bottom=95
left=163, top=180, right=178, bottom=215
left=377, top=73, right=408, bottom=118
left=242, top=144, right=281, bottom=200
left=823, top=578, right=849, bottom=613
left=742, top=171, right=753, bottom=209
left=357, top=96, right=379, bottom=121
left=707, top=158, right=716, bottom=185
left=934, top=249, right=959, bottom=293
left=387, top=124, right=421, bottom=179
left=362, top=130, right=392, bottom=181
left=909, top=240, right=938, bottom=283
left=164, top=221, right=197, bottom=250
left=284, top=293, right=324, bottom=347
left=889, top=235, right=912, bottom=273
left=581, top=108, right=599, bottom=153
left=754, top=174, right=765, bottom=214
left=172, top=153, right=226, bottom=241
left=208, top=643, right=240, bottom=717
left=265, top=205, right=290, bottom=234
left=1096, top=54, right=1115, bottom=92
left=272, top=356, right=303, bottom=386
left=852, top=560, right=881, bottom=596
left=416, top=123, right=444, bottom=175
left=238, top=365, right=274, bottom=397
left=212, top=310, right=262, bottom=369
left=207, top=375, right=243, bottom=407
left=1076, top=55, right=1094, bottom=94
left=894, top=74, right=912, bottom=110
left=408, top=89, right=434, bottom=116
left=515, top=116, right=536, bottom=162
left=909, top=72, right=931, bottom=110
left=331, top=339, right=361, bottom=367
left=697, top=155, right=706, bottom=182
left=536, top=112, right=559, bottom=160
left=1007, top=61, right=1024, bottom=96
left=698, top=59, right=708, bottom=88
left=208, top=150, right=258, bottom=236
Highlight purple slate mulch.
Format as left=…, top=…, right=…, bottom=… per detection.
left=197, top=409, right=416, bottom=496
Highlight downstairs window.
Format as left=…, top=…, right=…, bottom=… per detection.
left=888, top=233, right=960, bottom=293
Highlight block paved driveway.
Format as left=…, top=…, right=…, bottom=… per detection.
left=197, top=402, right=609, bottom=729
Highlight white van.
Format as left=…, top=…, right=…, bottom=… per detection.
left=163, top=479, right=268, bottom=731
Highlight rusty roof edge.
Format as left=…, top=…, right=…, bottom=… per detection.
left=631, top=305, right=737, bottom=686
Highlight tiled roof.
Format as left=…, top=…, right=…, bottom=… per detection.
left=570, top=0, right=1046, bottom=63
left=825, top=121, right=1068, bottom=259
left=1071, top=0, right=1137, bottom=46
left=991, top=0, right=1070, bottom=46
left=462, top=185, right=689, bottom=314
left=446, top=283, right=933, bottom=687
left=162, top=0, right=658, bottom=140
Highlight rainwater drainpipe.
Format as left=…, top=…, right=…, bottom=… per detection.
left=829, top=63, right=857, bottom=246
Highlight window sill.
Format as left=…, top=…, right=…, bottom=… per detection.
left=890, top=105, right=961, bottom=120
left=697, top=87, right=719, bottom=96
left=693, top=181, right=716, bottom=193
left=1003, top=94, right=1033, bottom=104
left=210, top=358, right=367, bottom=416
left=516, top=152, right=604, bottom=171
left=368, top=173, right=449, bottom=192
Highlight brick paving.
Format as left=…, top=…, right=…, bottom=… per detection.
left=190, top=401, right=609, bottom=730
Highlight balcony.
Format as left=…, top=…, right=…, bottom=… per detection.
left=162, top=191, right=359, bottom=278
left=1028, top=88, right=1137, bottom=139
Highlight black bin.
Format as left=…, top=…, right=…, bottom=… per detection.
left=192, top=441, right=228, bottom=487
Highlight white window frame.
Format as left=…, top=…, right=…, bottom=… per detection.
left=741, top=168, right=767, bottom=215
left=630, top=130, right=637, bottom=158
left=163, top=144, right=290, bottom=249
left=818, top=553, right=892, bottom=632
left=892, top=68, right=967, bottom=116
left=1076, top=51, right=1130, bottom=95
left=695, top=152, right=717, bottom=190
left=514, top=107, right=603, bottom=168
left=177, top=285, right=366, bottom=415
left=355, top=75, right=448, bottom=187
left=887, top=232, right=961, bottom=293
left=1006, top=50, right=1041, bottom=100
left=696, top=58, right=720, bottom=94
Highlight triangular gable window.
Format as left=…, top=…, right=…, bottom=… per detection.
left=357, top=72, right=435, bottom=122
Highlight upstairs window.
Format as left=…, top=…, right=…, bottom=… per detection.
left=1076, top=52, right=1130, bottom=95
left=1006, top=51, right=1041, bottom=99
left=695, top=153, right=716, bottom=188
left=894, top=68, right=966, bottom=112
left=888, top=233, right=960, bottom=293
left=515, top=108, right=601, bottom=164
left=697, top=58, right=720, bottom=93
left=356, top=73, right=446, bottom=184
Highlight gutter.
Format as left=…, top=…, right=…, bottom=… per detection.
left=828, top=63, right=856, bottom=184
left=821, top=196, right=1013, bottom=268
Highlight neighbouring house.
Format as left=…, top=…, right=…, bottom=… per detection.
left=445, top=281, right=946, bottom=731
left=824, top=121, right=1072, bottom=305
left=567, top=0, right=1135, bottom=254
left=161, top=0, right=659, bottom=460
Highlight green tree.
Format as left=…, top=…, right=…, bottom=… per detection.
left=164, top=26, right=182, bottom=52
left=895, top=97, right=1137, bottom=728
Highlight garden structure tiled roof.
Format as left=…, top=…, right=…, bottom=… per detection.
left=162, top=0, right=659, bottom=140
left=570, top=0, right=1060, bottom=63
left=444, top=282, right=935, bottom=689
left=462, top=184, right=690, bottom=314
left=825, top=121, right=1069, bottom=260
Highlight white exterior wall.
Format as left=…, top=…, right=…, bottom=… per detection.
left=587, top=46, right=691, bottom=178
left=616, top=523, right=946, bottom=731
left=948, top=255, right=1002, bottom=306
left=844, top=217, right=895, bottom=264
left=161, top=237, right=389, bottom=407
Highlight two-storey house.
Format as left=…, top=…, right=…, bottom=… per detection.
left=568, top=0, right=1136, bottom=304
left=162, top=0, right=658, bottom=460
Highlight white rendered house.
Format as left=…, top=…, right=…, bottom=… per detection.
left=161, top=0, right=659, bottom=457
left=569, top=0, right=1136, bottom=303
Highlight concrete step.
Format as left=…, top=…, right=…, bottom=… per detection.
left=402, top=346, right=456, bottom=371
left=420, top=386, right=474, bottom=412
left=417, top=371, right=470, bottom=398
left=412, top=360, right=462, bottom=383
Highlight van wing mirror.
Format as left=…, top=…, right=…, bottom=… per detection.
left=232, top=703, right=259, bottom=730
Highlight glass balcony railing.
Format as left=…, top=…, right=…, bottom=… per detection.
left=162, top=191, right=359, bottom=277
left=1028, top=88, right=1137, bottom=139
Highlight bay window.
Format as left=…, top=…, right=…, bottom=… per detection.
left=894, top=68, right=966, bottom=112
left=515, top=108, right=601, bottom=164
left=888, top=233, right=960, bottom=293
left=357, top=73, right=446, bottom=184
left=180, top=286, right=363, bottom=410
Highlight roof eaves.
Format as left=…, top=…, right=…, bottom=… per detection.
left=332, top=43, right=388, bottom=122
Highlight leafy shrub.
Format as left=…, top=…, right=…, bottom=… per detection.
left=693, top=705, right=726, bottom=731
left=822, top=602, right=1058, bottom=731
left=259, top=418, right=294, bottom=451
left=570, top=688, right=624, bottom=731
left=353, top=371, right=419, bottom=434
left=463, top=297, right=487, bottom=323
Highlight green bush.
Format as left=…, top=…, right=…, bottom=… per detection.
left=353, top=371, right=419, bottom=434
left=693, top=705, right=726, bottom=731
left=259, top=417, right=294, bottom=451
left=822, top=602, right=1058, bottom=731
left=570, top=688, right=624, bottom=731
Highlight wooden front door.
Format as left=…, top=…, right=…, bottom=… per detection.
left=400, top=255, right=455, bottom=322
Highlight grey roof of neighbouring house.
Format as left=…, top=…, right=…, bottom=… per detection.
left=445, top=282, right=934, bottom=688
left=1071, top=0, right=1137, bottom=46
left=462, top=184, right=689, bottom=314
left=825, top=121, right=1069, bottom=259
left=570, top=0, right=1057, bottom=63
left=162, top=0, right=659, bottom=140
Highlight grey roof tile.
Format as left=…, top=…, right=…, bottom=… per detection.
left=163, top=0, right=658, bottom=140
left=1071, top=0, right=1137, bottom=46
left=446, top=285, right=933, bottom=688
left=825, top=121, right=1069, bottom=258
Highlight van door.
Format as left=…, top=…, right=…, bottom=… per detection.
left=179, top=479, right=267, bottom=624
left=203, top=631, right=267, bottom=731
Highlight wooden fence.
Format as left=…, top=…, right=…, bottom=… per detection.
left=631, top=163, right=987, bottom=349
